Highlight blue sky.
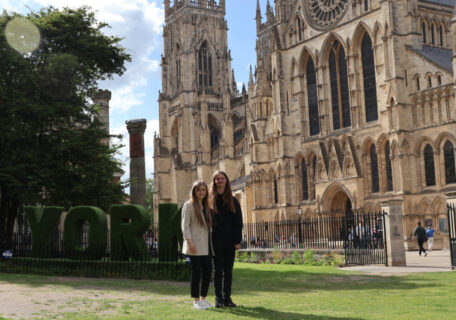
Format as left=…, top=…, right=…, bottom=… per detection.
left=2, top=0, right=269, bottom=189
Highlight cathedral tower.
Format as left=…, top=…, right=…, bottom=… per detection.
left=154, top=0, right=234, bottom=206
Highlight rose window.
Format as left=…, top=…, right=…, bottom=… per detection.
left=305, top=0, right=350, bottom=31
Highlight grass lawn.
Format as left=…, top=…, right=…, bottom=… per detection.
left=0, top=263, right=455, bottom=319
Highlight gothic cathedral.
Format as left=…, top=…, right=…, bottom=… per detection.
left=154, top=0, right=456, bottom=250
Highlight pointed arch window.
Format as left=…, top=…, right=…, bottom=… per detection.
left=311, top=155, right=317, bottom=200
left=444, top=140, right=456, bottom=184
left=362, top=32, right=378, bottom=122
left=198, top=42, right=212, bottom=89
left=301, top=159, right=308, bottom=200
left=370, top=145, right=379, bottom=193
left=273, top=175, right=278, bottom=204
left=296, top=17, right=302, bottom=41
left=176, top=59, right=181, bottom=86
left=431, top=24, right=435, bottom=45
left=424, top=144, right=436, bottom=186
left=208, top=118, right=220, bottom=151
left=307, top=57, right=320, bottom=136
left=329, top=40, right=351, bottom=130
left=422, top=22, right=427, bottom=43
left=171, top=118, right=179, bottom=152
left=440, top=25, right=444, bottom=46
left=385, top=142, right=393, bottom=191
left=364, top=0, right=369, bottom=11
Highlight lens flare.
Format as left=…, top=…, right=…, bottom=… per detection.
left=5, top=17, right=41, bottom=55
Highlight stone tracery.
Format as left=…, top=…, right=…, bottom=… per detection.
left=305, top=0, right=350, bottom=31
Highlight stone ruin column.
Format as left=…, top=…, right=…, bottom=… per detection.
left=126, top=119, right=147, bottom=206
left=381, top=199, right=406, bottom=266
left=92, top=90, right=111, bottom=145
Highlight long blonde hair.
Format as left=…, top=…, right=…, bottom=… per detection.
left=209, top=170, right=235, bottom=213
left=190, top=180, right=211, bottom=228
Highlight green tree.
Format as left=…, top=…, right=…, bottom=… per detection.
left=0, top=7, right=131, bottom=248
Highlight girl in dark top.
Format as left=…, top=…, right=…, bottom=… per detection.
left=209, top=170, right=243, bottom=308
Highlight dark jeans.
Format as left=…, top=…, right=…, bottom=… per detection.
left=213, top=245, right=235, bottom=300
left=418, top=239, right=426, bottom=255
left=190, top=255, right=212, bottom=298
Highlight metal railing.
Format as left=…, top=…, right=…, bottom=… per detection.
left=241, top=211, right=387, bottom=265
left=0, top=226, right=189, bottom=281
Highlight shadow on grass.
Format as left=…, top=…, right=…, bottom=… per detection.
left=232, top=267, right=427, bottom=293
left=0, top=263, right=441, bottom=295
left=211, top=306, right=362, bottom=320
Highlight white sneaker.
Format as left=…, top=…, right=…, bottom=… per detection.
left=193, top=300, right=207, bottom=310
left=200, top=300, right=214, bottom=308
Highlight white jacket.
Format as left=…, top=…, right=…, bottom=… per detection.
left=181, top=201, right=214, bottom=256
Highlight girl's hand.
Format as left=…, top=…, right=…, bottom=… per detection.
left=188, top=240, right=197, bottom=253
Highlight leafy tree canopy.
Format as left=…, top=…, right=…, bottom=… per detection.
left=0, top=7, right=132, bottom=247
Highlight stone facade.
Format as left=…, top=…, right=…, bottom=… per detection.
left=154, top=0, right=456, bottom=250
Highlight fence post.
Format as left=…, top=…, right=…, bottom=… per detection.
left=381, top=199, right=406, bottom=267
left=445, top=192, right=456, bottom=269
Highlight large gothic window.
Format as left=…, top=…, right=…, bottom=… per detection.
left=444, top=141, right=456, bottom=184
left=370, top=145, right=379, bottom=193
left=301, top=159, right=308, bottom=200
left=307, top=57, right=320, bottom=136
left=385, top=142, right=393, bottom=191
left=362, top=33, right=378, bottom=122
left=424, top=144, right=436, bottom=186
left=198, top=42, right=212, bottom=89
left=329, top=40, right=351, bottom=130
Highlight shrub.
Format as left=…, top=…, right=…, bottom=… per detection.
left=303, top=249, right=317, bottom=265
left=292, top=250, right=303, bottom=264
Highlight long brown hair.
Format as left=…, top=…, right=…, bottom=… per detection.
left=209, top=170, right=235, bottom=213
left=190, top=180, right=211, bottom=228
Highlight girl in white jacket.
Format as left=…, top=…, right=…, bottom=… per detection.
left=181, top=181, right=214, bottom=309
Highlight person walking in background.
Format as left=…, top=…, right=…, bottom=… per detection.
left=181, top=181, right=214, bottom=310
left=426, top=226, right=435, bottom=252
left=209, top=170, right=243, bottom=308
left=413, top=221, right=427, bottom=256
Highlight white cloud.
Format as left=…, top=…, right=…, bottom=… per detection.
left=10, top=0, right=164, bottom=114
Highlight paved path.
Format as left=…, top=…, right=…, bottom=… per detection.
left=342, top=250, right=453, bottom=274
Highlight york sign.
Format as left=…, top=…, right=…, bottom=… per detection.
left=24, top=204, right=150, bottom=260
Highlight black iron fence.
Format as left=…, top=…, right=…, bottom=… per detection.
left=242, top=211, right=387, bottom=265
left=448, top=204, right=456, bottom=269
left=0, top=226, right=190, bottom=281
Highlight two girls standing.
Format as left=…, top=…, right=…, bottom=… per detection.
left=181, top=171, right=243, bottom=310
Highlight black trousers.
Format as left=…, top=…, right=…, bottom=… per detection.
left=418, top=239, right=426, bottom=255
left=189, top=255, right=212, bottom=298
left=213, top=245, right=235, bottom=300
